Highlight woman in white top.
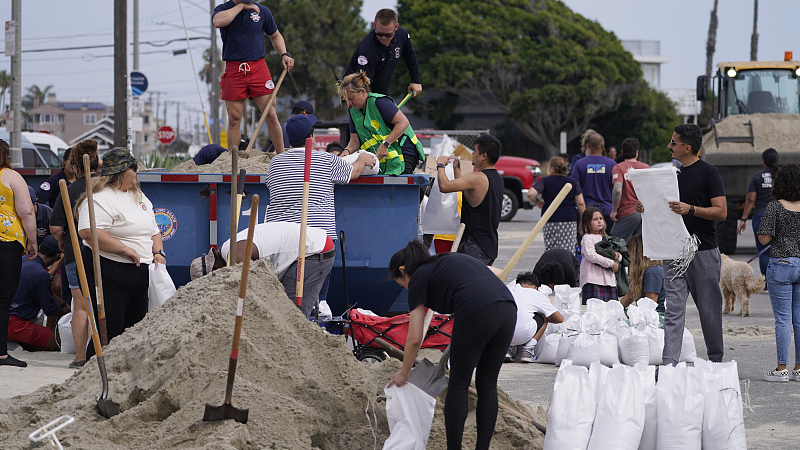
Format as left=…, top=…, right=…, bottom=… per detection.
left=76, top=148, right=165, bottom=352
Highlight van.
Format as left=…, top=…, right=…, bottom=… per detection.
left=22, top=131, right=69, bottom=159
left=0, top=128, right=61, bottom=168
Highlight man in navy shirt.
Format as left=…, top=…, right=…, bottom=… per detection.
left=571, top=133, right=616, bottom=233
left=344, top=9, right=422, bottom=97
left=8, top=235, right=68, bottom=352
left=36, top=147, right=76, bottom=208
left=213, top=0, right=294, bottom=156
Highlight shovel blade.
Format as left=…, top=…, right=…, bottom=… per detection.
left=203, top=403, right=249, bottom=424
left=96, top=398, right=120, bottom=419
left=407, top=358, right=449, bottom=397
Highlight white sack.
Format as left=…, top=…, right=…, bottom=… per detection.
left=680, top=327, right=698, bottom=362
left=588, top=362, right=610, bottom=406
left=544, top=363, right=596, bottom=450
left=597, top=332, right=620, bottom=366
left=148, top=263, right=177, bottom=312
left=556, top=333, right=578, bottom=366
left=58, top=311, right=75, bottom=355
left=656, top=364, right=703, bottom=450
left=696, top=360, right=747, bottom=450
left=382, top=383, right=436, bottom=450
left=636, top=324, right=664, bottom=366
left=535, top=332, right=561, bottom=365
left=585, top=298, right=605, bottom=316
left=627, top=166, right=693, bottom=260
left=587, top=365, right=645, bottom=450
left=342, top=149, right=380, bottom=176
left=554, top=285, right=581, bottom=315
left=619, top=327, right=649, bottom=366
left=420, top=162, right=459, bottom=234
left=635, top=364, right=658, bottom=450
left=567, top=332, right=600, bottom=368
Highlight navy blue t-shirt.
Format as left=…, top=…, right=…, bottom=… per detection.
left=193, top=144, right=227, bottom=165
left=571, top=155, right=616, bottom=216
left=407, top=253, right=515, bottom=320
left=747, top=168, right=773, bottom=214
left=214, top=1, right=278, bottom=62
left=10, top=255, right=60, bottom=320
left=349, top=97, right=416, bottom=156
left=532, top=175, right=582, bottom=222
left=642, top=265, right=666, bottom=313
left=35, top=202, right=53, bottom=246
left=36, top=170, right=69, bottom=208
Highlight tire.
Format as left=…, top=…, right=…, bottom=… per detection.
left=500, top=188, right=519, bottom=222
left=716, top=206, right=738, bottom=255
left=356, top=348, right=387, bottom=364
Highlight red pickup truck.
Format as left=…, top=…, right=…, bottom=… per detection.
left=494, top=155, right=542, bottom=221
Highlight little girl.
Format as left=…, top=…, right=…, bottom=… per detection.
left=579, top=207, right=620, bottom=302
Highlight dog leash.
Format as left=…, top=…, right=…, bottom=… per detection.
left=746, top=244, right=770, bottom=264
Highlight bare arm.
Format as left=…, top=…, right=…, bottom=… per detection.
left=738, top=191, right=756, bottom=235
left=388, top=303, right=425, bottom=387
left=212, top=2, right=251, bottom=28
left=437, top=168, right=487, bottom=195
left=575, top=193, right=586, bottom=217
left=268, top=30, right=294, bottom=71
left=151, top=233, right=166, bottom=266
left=610, top=182, right=622, bottom=221
left=547, top=310, right=564, bottom=323
left=50, top=225, right=63, bottom=242
left=343, top=132, right=361, bottom=155
left=349, top=152, right=374, bottom=180
left=668, top=196, right=727, bottom=221
left=758, top=234, right=771, bottom=246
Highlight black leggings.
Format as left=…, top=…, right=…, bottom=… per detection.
left=445, top=301, right=516, bottom=450
left=0, top=241, right=23, bottom=356
left=82, top=248, right=149, bottom=358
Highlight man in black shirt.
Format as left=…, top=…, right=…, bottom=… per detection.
left=436, top=134, right=504, bottom=265
left=643, top=124, right=727, bottom=365
left=344, top=9, right=422, bottom=98
left=36, top=147, right=76, bottom=208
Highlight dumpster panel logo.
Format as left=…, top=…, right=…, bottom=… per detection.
left=154, top=208, right=177, bottom=241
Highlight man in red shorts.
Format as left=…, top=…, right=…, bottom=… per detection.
left=213, top=0, right=294, bottom=156
left=8, top=235, right=69, bottom=351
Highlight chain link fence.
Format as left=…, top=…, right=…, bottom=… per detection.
left=416, top=129, right=490, bottom=153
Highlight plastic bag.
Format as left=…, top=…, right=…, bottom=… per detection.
left=383, top=383, right=436, bottom=450
left=634, top=364, right=658, bottom=450
left=316, top=300, right=333, bottom=321
left=567, top=332, right=600, bottom=368
left=587, top=365, right=645, bottom=450
left=420, top=163, right=459, bottom=235
left=342, top=150, right=380, bottom=176
left=696, top=360, right=747, bottom=450
left=544, top=363, right=596, bottom=450
left=556, top=333, right=579, bottom=366
left=554, top=285, right=581, bottom=315
left=597, top=332, right=620, bottom=366
left=148, top=263, right=176, bottom=312
left=536, top=332, right=561, bottom=364
left=588, top=362, right=610, bottom=406
left=680, top=328, right=697, bottom=362
left=619, top=327, right=649, bottom=366
left=656, top=363, right=703, bottom=450
left=58, top=311, right=75, bottom=355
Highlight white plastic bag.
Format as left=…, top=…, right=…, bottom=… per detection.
left=567, top=332, right=600, bottom=368
left=636, top=324, right=664, bottom=366
left=635, top=364, right=658, bottom=450
left=619, top=327, right=649, bottom=366
left=148, top=263, right=176, bottom=312
left=597, top=332, right=620, bottom=366
left=556, top=333, right=578, bottom=366
left=544, top=363, right=596, bottom=450
left=696, top=360, right=747, bottom=450
left=383, top=383, right=436, bottom=450
left=58, top=312, right=75, bottom=355
left=587, top=365, right=645, bottom=450
left=656, top=363, right=703, bottom=450
left=680, top=328, right=698, bottom=362
left=316, top=300, right=333, bottom=321
left=588, top=362, right=610, bottom=406
left=420, top=163, right=459, bottom=235
left=342, top=150, right=380, bottom=176
left=536, top=332, right=561, bottom=364
left=554, top=285, right=581, bottom=315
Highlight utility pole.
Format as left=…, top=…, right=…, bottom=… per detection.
left=114, top=0, right=127, bottom=147
left=210, top=0, right=220, bottom=144
left=9, top=0, right=21, bottom=167
left=750, top=0, right=759, bottom=61
left=133, top=0, right=139, bottom=70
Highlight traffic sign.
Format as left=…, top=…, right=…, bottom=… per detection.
left=130, top=71, right=148, bottom=96
left=157, top=126, right=176, bottom=145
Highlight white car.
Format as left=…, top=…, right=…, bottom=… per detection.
left=22, top=131, right=70, bottom=159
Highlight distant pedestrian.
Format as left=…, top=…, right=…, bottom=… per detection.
left=36, top=147, right=76, bottom=208
left=570, top=129, right=596, bottom=172
left=610, top=137, right=649, bottom=242
left=571, top=133, right=616, bottom=234
left=738, top=148, right=779, bottom=277
left=527, top=156, right=584, bottom=252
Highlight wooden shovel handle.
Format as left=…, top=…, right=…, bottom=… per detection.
left=84, top=154, right=109, bottom=346
left=243, top=69, right=288, bottom=155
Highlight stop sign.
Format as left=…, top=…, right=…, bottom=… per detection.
left=157, top=126, right=176, bottom=145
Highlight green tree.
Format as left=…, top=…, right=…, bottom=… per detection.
left=21, top=84, right=53, bottom=128
left=0, top=70, right=9, bottom=113
left=400, top=0, right=648, bottom=158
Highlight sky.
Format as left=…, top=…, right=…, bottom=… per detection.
left=0, top=0, right=797, bottom=133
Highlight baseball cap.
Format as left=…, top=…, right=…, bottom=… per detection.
left=28, top=186, right=37, bottom=205
left=293, top=101, right=314, bottom=115
left=285, top=114, right=318, bottom=145
left=40, top=235, right=60, bottom=254
left=239, top=0, right=252, bottom=3
left=100, top=147, right=137, bottom=176
left=190, top=252, right=217, bottom=281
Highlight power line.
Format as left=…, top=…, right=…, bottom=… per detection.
left=19, top=36, right=209, bottom=53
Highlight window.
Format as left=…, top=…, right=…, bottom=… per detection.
left=84, top=114, right=97, bottom=124
left=58, top=114, right=65, bottom=123
left=34, top=114, right=40, bottom=123
left=144, top=115, right=149, bottom=124
left=40, top=114, right=54, bottom=124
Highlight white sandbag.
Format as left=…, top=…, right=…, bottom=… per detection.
left=587, top=365, right=645, bottom=450
left=383, top=383, right=436, bottom=450
left=604, top=300, right=626, bottom=322
left=635, top=364, right=658, bottom=450
left=420, top=161, right=459, bottom=234
left=585, top=298, right=605, bottom=316
left=680, top=327, right=698, bottom=362
left=148, top=263, right=177, bottom=312
left=57, top=312, right=75, bottom=355
left=597, top=332, right=620, bottom=366
left=656, top=364, right=703, bottom=450
left=588, top=362, right=610, bottom=406
left=342, top=150, right=380, bottom=176
left=696, top=360, right=747, bottom=450
left=536, top=332, right=561, bottom=365
left=554, top=284, right=581, bottom=315
left=581, top=312, right=603, bottom=334
left=637, top=325, right=664, bottom=366
left=619, top=327, right=649, bottom=366
left=555, top=333, right=578, bottom=366
left=567, top=333, right=600, bottom=368
left=544, top=363, right=596, bottom=450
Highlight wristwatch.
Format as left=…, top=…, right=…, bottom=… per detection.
left=437, top=163, right=446, bottom=169
left=689, top=205, right=695, bottom=216
left=153, top=250, right=166, bottom=258
left=381, top=140, right=391, bottom=148
left=280, top=52, right=291, bottom=58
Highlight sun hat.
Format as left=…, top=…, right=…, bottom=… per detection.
left=100, top=148, right=136, bottom=176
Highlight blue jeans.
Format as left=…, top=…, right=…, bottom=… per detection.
left=752, top=211, right=768, bottom=276
left=766, top=257, right=800, bottom=365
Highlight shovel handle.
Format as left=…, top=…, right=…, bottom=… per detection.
left=295, top=138, right=312, bottom=307
left=244, top=69, right=288, bottom=155
left=84, top=154, right=109, bottom=346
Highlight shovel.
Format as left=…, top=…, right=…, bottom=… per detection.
left=204, top=194, right=260, bottom=424
left=83, top=154, right=109, bottom=345
left=58, top=179, right=119, bottom=419
left=227, top=169, right=246, bottom=267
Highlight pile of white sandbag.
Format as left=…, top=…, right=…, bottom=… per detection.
left=545, top=360, right=747, bottom=450
left=534, top=288, right=697, bottom=367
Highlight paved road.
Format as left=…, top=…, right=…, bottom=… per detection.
left=496, top=209, right=799, bottom=449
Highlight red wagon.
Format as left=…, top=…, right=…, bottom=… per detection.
left=345, top=309, right=454, bottom=363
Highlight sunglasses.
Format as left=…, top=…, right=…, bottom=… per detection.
left=130, top=163, right=138, bottom=172
left=375, top=31, right=394, bottom=38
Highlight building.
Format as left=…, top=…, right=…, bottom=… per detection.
left=621, top=40, right=669, bottom=90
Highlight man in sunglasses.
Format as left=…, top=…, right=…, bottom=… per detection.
left=344, top=8, right=422, bottom=98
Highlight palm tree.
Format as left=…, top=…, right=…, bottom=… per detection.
left=705, top=0, right=719, bottom=79
left=0, top=70, right=9, bottom=113
left=21, top=84, right=53, bottom=128
left=750, top=0, right=759, bottom=61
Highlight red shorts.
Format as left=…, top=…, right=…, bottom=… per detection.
left=220, top=59, right=275, bottom=101
left=8, top=314, right=52, bottom=348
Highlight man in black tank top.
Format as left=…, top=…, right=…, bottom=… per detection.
left=436, top=134, right=504, bottom=264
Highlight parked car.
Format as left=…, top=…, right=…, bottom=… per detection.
left=495, top=155, right=542, bottom=221
left=0, top=128, right=60, bottom=168
left=22, top=131, right=70, bottom=159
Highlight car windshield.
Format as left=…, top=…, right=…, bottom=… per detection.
left=725, top=69, right=800, bottom=116
left=38, top=149, right=61, bottom=167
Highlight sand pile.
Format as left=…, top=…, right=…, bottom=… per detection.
left=171, top=150, right=273, bottom=174
left=0, top=260, right=546, bottom=449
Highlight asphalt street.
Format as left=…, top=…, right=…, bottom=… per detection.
left=496, top=209, right=799, bottom=449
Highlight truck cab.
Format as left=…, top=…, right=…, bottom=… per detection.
left=494, top=155, right=542, bottom=221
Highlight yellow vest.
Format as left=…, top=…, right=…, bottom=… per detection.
left=0, top=168, right=26, bottom=249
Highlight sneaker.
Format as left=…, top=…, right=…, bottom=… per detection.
left=68, top=359, right=86, bottom=369
left=763, top=368, right=789, bottom=382
left=504, top=347, right=514, bottom=363
left=0, top=355, right=27, bottom=368
left=519, top=346, right=536, bottom=363
left=790, top=369, right=800, bottom=382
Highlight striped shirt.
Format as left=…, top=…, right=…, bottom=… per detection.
left=265, top=148, right=353, bottom=239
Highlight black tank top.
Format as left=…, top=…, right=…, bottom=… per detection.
left=460, top=168, right=503, bottom=261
